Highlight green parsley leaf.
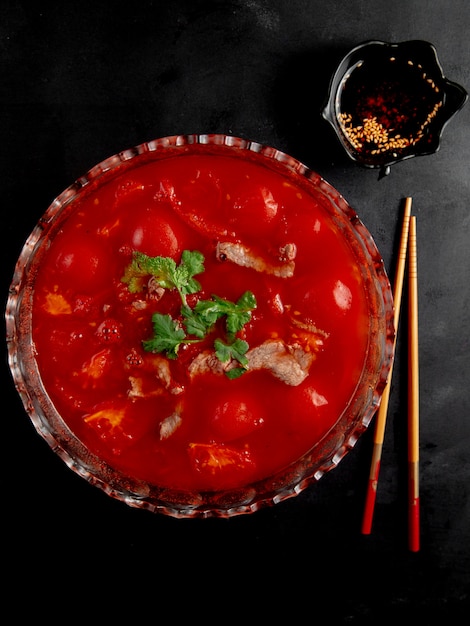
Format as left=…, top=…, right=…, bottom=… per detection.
left=181, top=304, right=213, bottom=339
left=214, top=337, right=249, bottom=366
left=214, top=337, right=249, bottom=379
left=194, top=291, right=257, bottom=335
left=226, top=291, right=257, bottom=334
left=122, top=250, right=204, bottom=303
left=192, top=298, right=226, bottom=327
left=143, top=313, right=187, bottom=359
left=225, top=367, right=248, bottom=380
left=178, top=250, right=205, bottom=295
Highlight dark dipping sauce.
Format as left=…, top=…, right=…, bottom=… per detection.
left=338, top=55, right=444, bottom=165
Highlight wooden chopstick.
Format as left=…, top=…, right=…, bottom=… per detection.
left=408, top=215, right=420, bottom=552
left=361, top=197, right=412, bottom=535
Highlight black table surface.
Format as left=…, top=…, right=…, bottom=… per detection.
left=2, top=1, right=469, bottom=620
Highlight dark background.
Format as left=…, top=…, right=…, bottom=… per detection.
left=2, top=1, right=469, bottom=620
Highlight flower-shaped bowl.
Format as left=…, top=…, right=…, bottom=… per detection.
left=322, top=40, right=468, bottom=175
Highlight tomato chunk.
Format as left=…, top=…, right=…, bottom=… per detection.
left=52, top=229, right=112, bottom=292
left=125, top=205, right=180, bottom=258
left=210, top=396, right=265, bottom=442
left=228, top=180, right=280, bottom=236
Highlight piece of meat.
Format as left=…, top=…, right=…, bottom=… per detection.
left=147, top=276, right=166, bottom=301
left=279, top=242, right=297, bottom=262
left=188, top=338, right=315, bottom=386
left=246, top=339, right=314, bottom=386
left=216, top=241, right=296, bottom=278
left=159, top=411, right=183, bottom=440
left=128, top=375, right=164, bottom=399
left=187, top=350, right=231, bottom=378
left=150, top=354, right=174, bottom=389
left=128, top=355, right=184, bottom=399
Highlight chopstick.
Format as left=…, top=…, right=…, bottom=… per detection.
left=408, top=215, right=420, bottom=552
left=361, top=197, right=412, bottom=535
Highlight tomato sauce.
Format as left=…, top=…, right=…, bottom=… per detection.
left=31, top=150, right=372, bottom=492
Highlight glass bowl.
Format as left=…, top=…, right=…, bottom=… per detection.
left=6, top=134, right=394, bottom=518
left=322, top=40, right=468, bottom=176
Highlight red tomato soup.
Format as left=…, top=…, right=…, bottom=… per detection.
left=31, top=149, right=373, bottom=492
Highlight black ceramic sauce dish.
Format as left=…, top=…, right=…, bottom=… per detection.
left=322, top=40, right=468, bottom=176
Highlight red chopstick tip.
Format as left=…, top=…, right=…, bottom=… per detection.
left=408, top=497, right=420, bottom=552
left=361, top=478, right=378, bottom=535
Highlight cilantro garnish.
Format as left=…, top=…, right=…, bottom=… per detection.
left=122, top=249, right=204, bottom=305
left=191, top=291, right=257, bottom=335
left=122, top=250, right=257, bottom=376
left=142, top=313, right=189, bottom=359
left=214, top=338, right=249, bottom=379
